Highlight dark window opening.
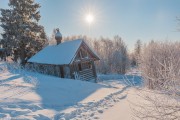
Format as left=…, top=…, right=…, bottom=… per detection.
left=60, top=66, right=64, bottom=78
left=78, top=63, right=82, bottom=71
left=88, top=62, right=92, bottom=69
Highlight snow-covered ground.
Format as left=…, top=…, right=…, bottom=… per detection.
left=0, top=62, right=143, bottom=120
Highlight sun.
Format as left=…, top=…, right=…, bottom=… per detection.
left=85, top=13, right=94, bottom=24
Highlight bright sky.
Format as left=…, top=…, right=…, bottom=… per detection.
left=0, top=0, right=180, bottom=49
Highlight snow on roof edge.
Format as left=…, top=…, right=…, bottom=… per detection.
left=28, top=39, right=83, bottom=65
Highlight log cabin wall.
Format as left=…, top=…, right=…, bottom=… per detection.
left=28, top=60, right=97, bottom=81
left=27, top=63, right=61, bottom=77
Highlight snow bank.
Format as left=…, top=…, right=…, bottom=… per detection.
left=0, top=62, right=113, bottom=119
left=0, top=62, right=144, bottom=120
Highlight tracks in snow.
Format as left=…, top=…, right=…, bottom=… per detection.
left=54, top=86, right=129, bottom=120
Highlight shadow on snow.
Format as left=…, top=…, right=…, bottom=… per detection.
left=98, top=74, right=143, bottom=88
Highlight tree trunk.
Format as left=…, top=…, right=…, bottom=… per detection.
left=20, top=47, right=26, bottom=66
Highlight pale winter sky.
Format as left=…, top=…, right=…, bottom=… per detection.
left=0, top=0, right=180, bottom=50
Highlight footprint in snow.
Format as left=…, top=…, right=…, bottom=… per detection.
left=97, top=110, right=103, bottom=114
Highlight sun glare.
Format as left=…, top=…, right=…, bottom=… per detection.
left=85, top=13, right=94, bottom=24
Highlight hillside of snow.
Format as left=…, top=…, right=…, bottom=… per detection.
left=0, top=62, right=142, bottom=120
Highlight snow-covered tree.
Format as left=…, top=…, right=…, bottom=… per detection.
left=48, top=29, right=57, bottom=45
left=112, top=36, right=129, bottom=74
left=140, top=41, right=180, bottom=90
left=0, top=0, right=47, bottom=65
left=91, top=36, right=129, bottom=74
left=133, top=41, right=180, bottom=120
left=134, top=39, right=142, bottom=66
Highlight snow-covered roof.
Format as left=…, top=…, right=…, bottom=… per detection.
left=28, top=39, right=99, bottom=65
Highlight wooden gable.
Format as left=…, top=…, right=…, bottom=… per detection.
left=73, top=41, right=100, bottom=63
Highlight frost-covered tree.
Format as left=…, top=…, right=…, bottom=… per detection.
left=92, top=36, right=129, bottom=74
left=140, top=41, right=180, bottom=90
left=133, top=41, right=180, bottom=120
left=48, top=29, right=57, bottom=45
left=134, top=39, right=142, bottom=66
left=135, top=40, right=141, bottom=56
left=0, top=0, right=47, bottom=65
left=112, top=36, right=129, bottom=74
left=129, top=53, right=136, bottom=67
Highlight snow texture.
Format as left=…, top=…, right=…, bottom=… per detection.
left=0, top=62, right=142, bottom=120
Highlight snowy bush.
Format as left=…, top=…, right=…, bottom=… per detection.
left=133, top=41, right=180, bottom=120
left=132, top=89, right=180, bottom=120
left=140, top=41, right=180, bottom=93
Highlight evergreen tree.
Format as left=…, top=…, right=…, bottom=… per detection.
left=134, top=39, right=142, bottom=66
left=0, top=0, right=47, bottom=65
